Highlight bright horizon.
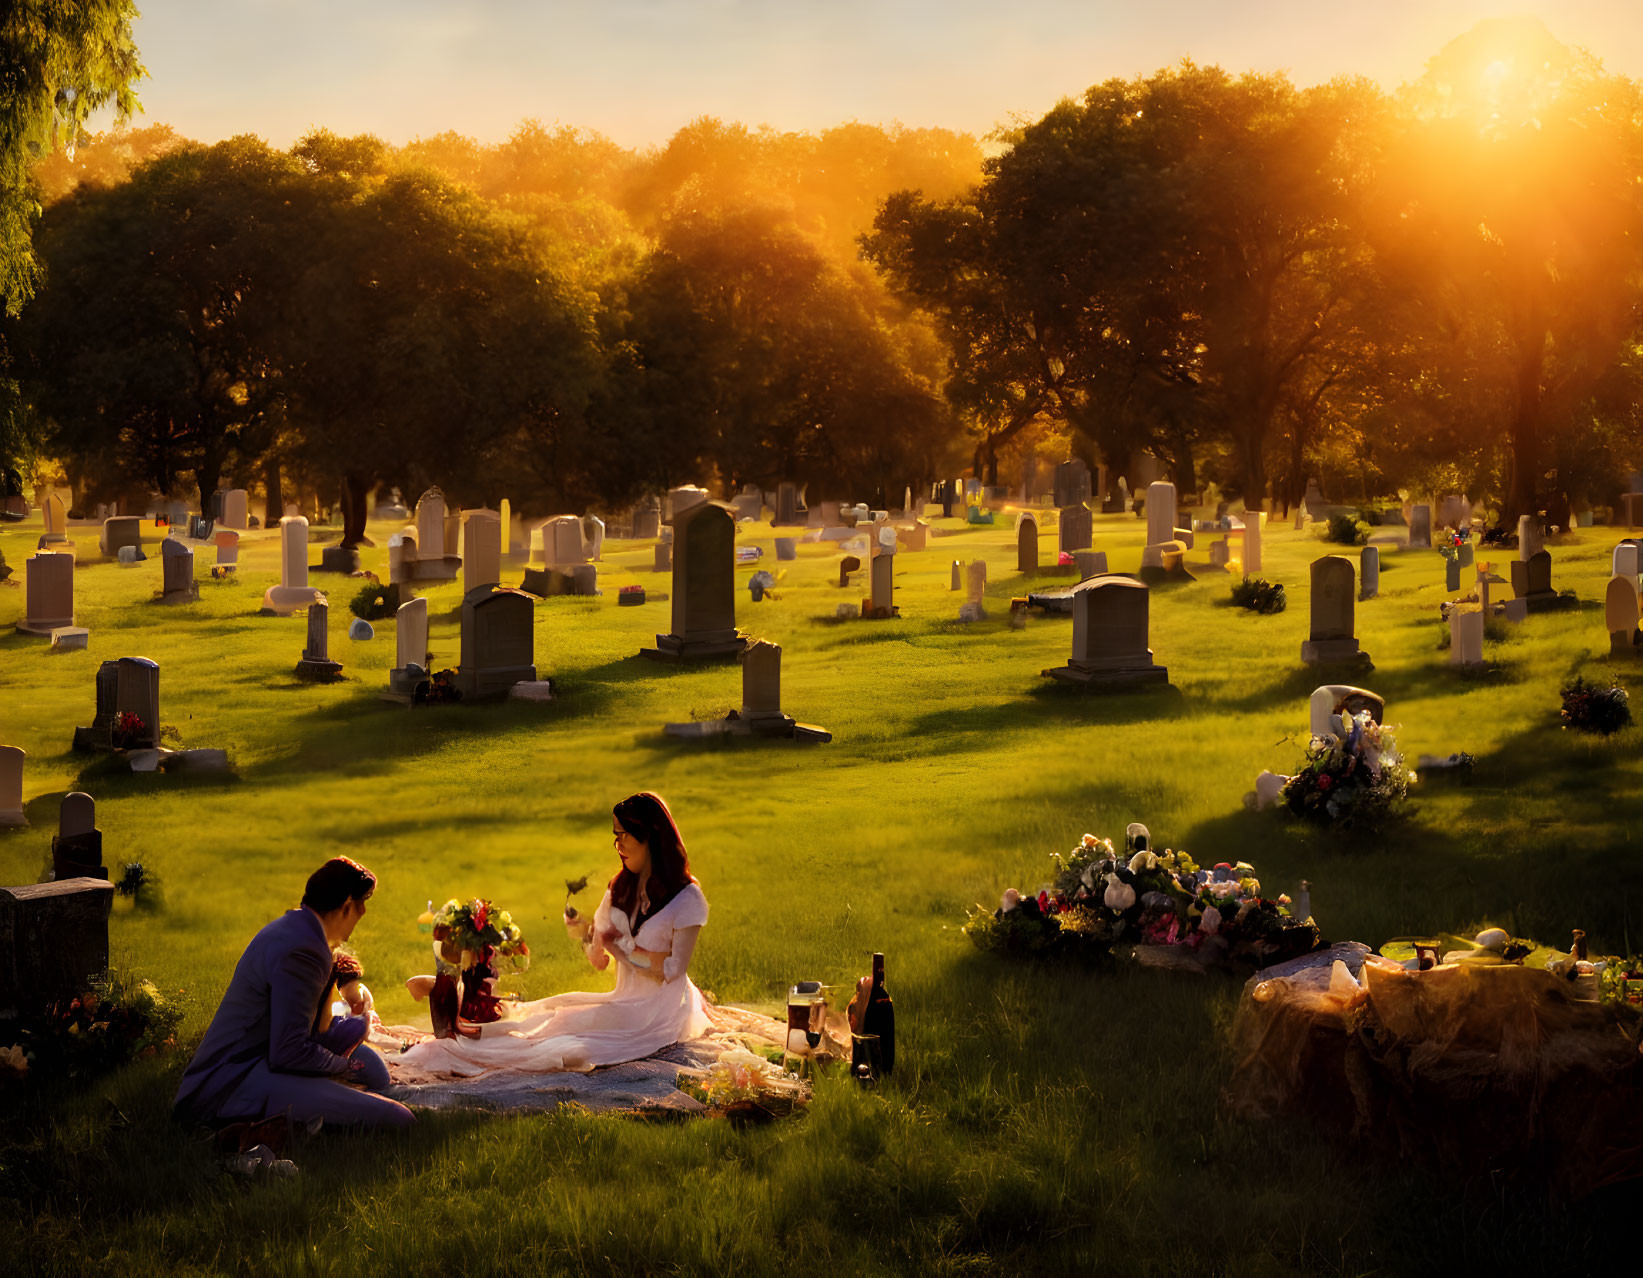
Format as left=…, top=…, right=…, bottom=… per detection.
left=102, top=0, right=1643, bottom=149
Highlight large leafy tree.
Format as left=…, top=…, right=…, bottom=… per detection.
left=18, top=137, right=311, bottom=511
left=1376, top=18, right=1643, bottom=519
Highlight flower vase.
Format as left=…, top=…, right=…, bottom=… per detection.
left=459, top=945, right=503, bottom=1024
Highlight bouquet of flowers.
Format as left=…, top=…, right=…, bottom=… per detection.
left=964, top=833, right=1320, bottom=969
left=430, top=897, right=530, bottom=971
left=1281, top=710, right=1411, bottom=828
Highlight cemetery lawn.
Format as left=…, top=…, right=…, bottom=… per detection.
left=1, top=511, right=1638, bottom=1274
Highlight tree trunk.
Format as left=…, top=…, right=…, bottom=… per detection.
left=340, top=471, right=373, bottom=549
left=263, top=457, right=283, bottom=526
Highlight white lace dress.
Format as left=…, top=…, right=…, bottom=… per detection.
left=400, top=882, right=713, bottom=1076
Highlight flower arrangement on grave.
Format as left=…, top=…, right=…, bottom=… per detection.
left=421, top=669, right=463, bottom=704
left=111, top=711, right=146, bottom=750
left=8, top=974, right=183, bottom=1085
left=1229, top=577, right=1286, bottom=614
left=1280, top=710, right=1411, bottom=828
left=963, top=833, right=1320, bottom=969
left=1559, top=677, right=1631, bottom=736
left=114, top=861, right=160, bottom=909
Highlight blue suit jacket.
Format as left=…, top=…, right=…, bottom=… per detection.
left=174, top=907, right=352, bottom=1123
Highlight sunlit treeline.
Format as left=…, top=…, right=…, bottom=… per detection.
left=9, top=16, right=1643, bottom=525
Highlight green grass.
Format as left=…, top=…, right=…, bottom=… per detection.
left=0, top=509, right=1638, bottom=1273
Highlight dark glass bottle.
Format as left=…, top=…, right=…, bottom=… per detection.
left=862, top=952, right=895, bottom=1077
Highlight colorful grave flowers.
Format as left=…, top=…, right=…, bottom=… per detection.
left=965, top=832, right=1320, bottom=969
left=1281, top=709, right=1410, bottom=828
left=430, top=897, right=530, bottom=971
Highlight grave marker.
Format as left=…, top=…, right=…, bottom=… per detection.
left=17, top=551, right=73, bottom=635
left=0, top=879, right=115, bottom=1015
left=1301, top=556, right=1368, bottom=665
left=0, top=747, right=24, bottom=827
left=1017, top=511, right=1039, bottom=574
left=1043, top=576, right=1170, bottom=689
left=639, top=502, right=749, bottom=661
left=51, top=792, right=103, bottom=880
left=1606, top=575, right=1640, bottom=657
left=159, top=538, right=199, bottom=604
left=295, top=599, right=343, bottom=680
left=455, top=586, right=537, bottom=699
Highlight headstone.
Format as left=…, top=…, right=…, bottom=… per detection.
left=159, top=538, right=199, bottom=604
left=1408, top=505, right=1432, bottom=549
left=897, top=521, right=929, bottom=551
left=1301, top=556, right=1367, bottom=665
left=386, top=596, right=430, bottom=703
left=214, top=529, right=240, bottom=569
left=582, top=515, right=605, bottom=560
left=539, top=515, right=586, bottom=567
left=116, top=545, right=139, bottom=565
left=1518, top=515, right=1544, bottom=562
left=101, top=515, right=143, bottom=559
left=837, top=554, right=861, bottom=587
left=773, top=482, right=802, bottom=526
left=639, top=502, right=748, bottom=661
left=1073, top=550, right=1108, bottom=579
left=261, top=516, right=325, bottom=614
left=868, top=551, right=896, bottom=617
left=1017, top=511, right=1039, bottom=573
left=774, top=538, right=797, bottom=561
left=967, top=560, right=987, bottom=605
left=1476, top=564, right=1506, bottom=617
left=1606, top=575, right=1640, bottom=657
left=654, top=541, right=671, bottom=572
left=1043, top=576, right=1170, bottom=688
left=1449, top=608, right=1484, bottom=668
left=220, top=490, right=249, bottom=529
left=387, top=532, right=415, bottom=585
left=950, top=560, right=962, bottom=590
left=1057, top=505, right=1092, bottom=554
left=1509, top=549, right=1556, bottom=608
left=0, top=879, right=116, bottom=1015
left=74, top=656, right=160, bottom=752
left=0, top=747, right=24, bottom=827
left=1359, top=546, right=1379, bottom=600
left=1209, top=539, right=1230, bottom=568
left=456, top=586, right=537, bottom=698
left=462, top=509, right=503, bottom=593
left=1145, top=481, right=1177, bottom=548
left=17, top=551, right=73, bottom=635
left=49, top=627, right=88, bottom=650
left=295, top=599, right=343, bottom=680
left=632, top=502, right=662, bottom=540
left=40, top=493, right=67, bottom=544
left=1445, top=556, right=1461, bottom=592
left=1623, top=493, right=1643, bottom=530
left=51, top=792, right=103, bottom=879
left=667, top=486, right=710, bottom=521
left=395, top=487, right=461, bottom=582
left=1052, top=460, right=1092, bottom=509
left=348, top=618, right=373, bottom=641
left=741, top=639, right=784, bottom=720
left=1240, top=510, right=1263, bottom=573
left=1612, top=541, right=1640, bottom=582
left=499, top=498, right=517, bottom=556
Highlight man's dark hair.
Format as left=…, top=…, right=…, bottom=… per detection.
left=302, top=857, right=377, bottom=913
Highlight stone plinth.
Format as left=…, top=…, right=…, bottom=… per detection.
left=0, top=879, right=115, bottom=1015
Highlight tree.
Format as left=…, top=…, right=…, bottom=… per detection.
left=1376, top=18, right=1643, bottom=519
left=1, top=1, right=143, bottom=314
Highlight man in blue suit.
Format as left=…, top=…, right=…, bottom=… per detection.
left=175, top=857, right=414, bottom=1130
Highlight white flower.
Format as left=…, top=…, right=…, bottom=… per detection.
left=1200, top=906, right=1222, bottom=936
left=1128, top=851, right=1157, bottom=873
left=1000, top=888, right=1021, bottom=913
left=1103, top=881, right=1136, bottom=911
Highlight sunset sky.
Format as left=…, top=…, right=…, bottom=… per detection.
left=117, top=1, right=1643, bottom=147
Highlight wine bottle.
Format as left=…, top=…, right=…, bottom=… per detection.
left=862, top=952, right=895, bottom=1077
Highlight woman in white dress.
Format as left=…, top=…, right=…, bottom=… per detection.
left=401, top=792, right=713, bottom=1075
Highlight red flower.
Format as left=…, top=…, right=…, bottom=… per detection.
left=474, top=902, right=490, bottom=932
left=1317, top=774, right=1334, bottom=791
left=1037, top=891, right=1050, bottom=913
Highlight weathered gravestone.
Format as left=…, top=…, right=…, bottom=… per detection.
left=40, top=494, right=68, bottom=546
left=773, top=482, right=803, bottom=526
left=640, top=503, right=749, bottom=661
left=213, top=529, right=240, bottom=574
left=1309, top=685, right=1385, bottom=740
left=1052, top=460, right=1092, bottom=509
left=385, top=596, right=430, bottom=704
left=1612, top=540, right=1640, bottom=583
left=101, top=515, right=144, bottom=560
left=73, top=657, right=160, bottom=752
left=0, top=747, right=24, bottom=827
left=631, top=501, right=661, bottom=540
left=1073, top=550, right=1108, bottom=579
left=1042, top=576, right=1170, bottom=689
left=1057, top=505, right=1092, bottom=554
left=1240, top=510, right=1263, bottom=573
left=1359, top=546, right=1379, bottom=601
left=16, top=551, right=73, bottom=635
left=294, top=598, right=344, bottom=680
left=1606, top=576, right=1640, bottom=658
left=667, top=487, right=710, bottom=521
left=159, top=538, right=199, bottom=604
left=1518, top=515, right=1545, bottom=561
left=866, top=547, right=898, bottom=618
left=662, top=640, right=831, bottom=742
left=261, top=516, right=326, bottom=615
left=0, top=878, right=115, bottom=1015
left=1301, top=556, right=1369, bottom=666
left=455, top=586, right=537, bottom=699
left=462, top=509, right=503, bottom=593
left=1449, top=607, right=1485, bottom=668
left=1408, top=504, right=1432, bottom=549
left=51, top=792, right=103, bottom=880
left=219, top=489, right=249, bottom=530
left=654, top=540, right=672, bottom=573
left=774, top=538, right=797, bottom=561
left=1509, top=549, right=1559, bottom=612
left=1017, top=512, right=1040, bottom=574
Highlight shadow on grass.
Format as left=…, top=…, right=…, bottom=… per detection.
left=904, top=680, right=1188, bottom=739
